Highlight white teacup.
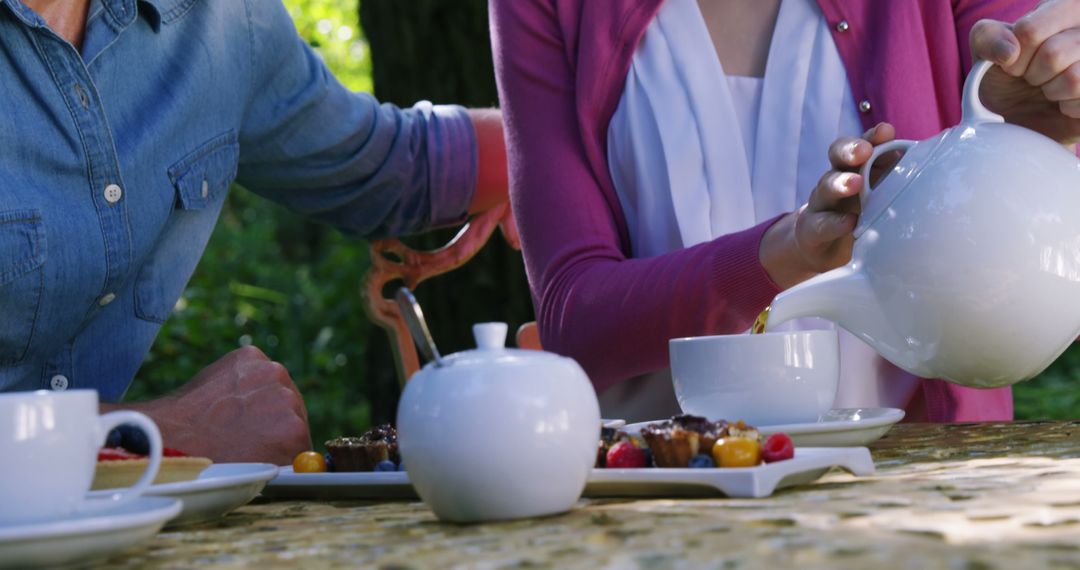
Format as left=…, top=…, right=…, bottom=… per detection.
left=0, top=390, right=162, bottom=525
left=669, top=330, right=839, bottom=426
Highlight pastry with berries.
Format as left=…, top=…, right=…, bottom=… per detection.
left=92, top=425, right=212, bottom=490
left=640, top=414, right=729, bottom=468
left=325, top=423, right=400, bottom=472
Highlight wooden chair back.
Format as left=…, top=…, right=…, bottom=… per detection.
left=361, top=203, right=540, bottom=386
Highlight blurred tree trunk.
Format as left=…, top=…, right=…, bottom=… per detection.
left=359, top=0, right=533, bottom=425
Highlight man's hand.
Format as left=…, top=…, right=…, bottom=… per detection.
left=971, top=0, right=1080, bottom=146
left=104, top=347, right=311, bottom=465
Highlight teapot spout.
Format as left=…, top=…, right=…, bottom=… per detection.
left=766, top=266, right=898, bottom=352
left=767, top=266, right=859, bottom=328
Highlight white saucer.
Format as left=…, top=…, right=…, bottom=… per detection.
left=89, top=463, right=279, bottom=527
left=623, top=408, right=905, bottom=447
left=0, top=496, right=181, bottom=569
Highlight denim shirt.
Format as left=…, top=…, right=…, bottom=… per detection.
left=0, top=0, right=476, bottom=399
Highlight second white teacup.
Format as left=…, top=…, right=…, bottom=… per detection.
left=669, top=330, right=839, bottom=426
left=0, top=390, right=163, bottom=526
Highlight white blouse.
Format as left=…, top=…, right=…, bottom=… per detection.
left=607, top=0, right=919, bottom=411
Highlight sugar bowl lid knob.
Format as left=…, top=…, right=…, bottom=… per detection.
left=472, top=322, right=508, bottom=350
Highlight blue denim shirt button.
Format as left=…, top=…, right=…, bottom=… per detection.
left=74, top=84, right=89, bottom=109
left=98, top=293, right=116, bottom=306
left=104, top=184, right=123, bottom=203
left=50, top=375, right=68, bottom=391
left=200, top=179, right=209, bottom=198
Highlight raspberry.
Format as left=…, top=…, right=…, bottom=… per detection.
left=605, top=441, right=647, bottom=468
left=97, top=447, right=142, bottom=461
left=762, top=433, right=794, bottom=463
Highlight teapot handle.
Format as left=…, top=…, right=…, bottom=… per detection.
left=858, top=139, right=916, bottom=210
left=961, top=59, right=1006, bottom=125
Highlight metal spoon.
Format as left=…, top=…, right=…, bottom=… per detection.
left=395, top=286, right=445, bottom=367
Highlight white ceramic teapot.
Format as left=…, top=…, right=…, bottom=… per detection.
left=396, top=322, right=600, bottom=523
left=767, top=60, right=1080, bottom=388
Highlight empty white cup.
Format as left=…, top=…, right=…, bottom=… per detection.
left=0, top=390, right=163, bottom=525
left=669, top=330, right=839, bottom=426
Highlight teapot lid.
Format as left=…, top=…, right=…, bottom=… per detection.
left=434, top=322, right=568, bottom=369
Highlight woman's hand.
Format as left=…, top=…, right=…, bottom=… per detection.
left=971, top=0, right=1080, bottom=146
left=760, top=123, right=896, bottom=289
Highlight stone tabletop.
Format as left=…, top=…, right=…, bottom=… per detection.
left=104, top=422, right=1080, bottom=569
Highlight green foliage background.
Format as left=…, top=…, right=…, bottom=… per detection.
left=128, top=0, right=1077, bottom=449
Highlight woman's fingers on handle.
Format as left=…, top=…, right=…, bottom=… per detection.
left=863, top=122, right=896, bottom=145
left=970, top=19, right=1022, bottom=68
left=828, top=123, right=896, bottom=171
left=972, top=2, right=1080, bottom=78
left=828, top=137, right=870, bottom=170
left=809, top=171, right=861, bottom=212
left=1042, top=61, right=1080, bottom=100
left=1024, top=27, right=1080, bottom=86
left=1059, top=98, right=1080, bottom=118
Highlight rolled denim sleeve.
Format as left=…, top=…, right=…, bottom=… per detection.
left=236, top=0, right=476, bottom=238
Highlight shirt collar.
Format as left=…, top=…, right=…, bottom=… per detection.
left=3, top=0, right=169, bottom=32
left=96, top=0, right=167, bottom=33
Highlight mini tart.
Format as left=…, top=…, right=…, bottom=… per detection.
left=640, top=415, right=730, bottom=468
left=92, top=448, right=212, bottom=490
left=326, top=424, right=399, bottom=472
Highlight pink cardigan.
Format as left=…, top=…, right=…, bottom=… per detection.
left=490, top=0, right=1033, bottom=422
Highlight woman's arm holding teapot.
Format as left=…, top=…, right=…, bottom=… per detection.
left=970, top=0, right=1080, bottom=147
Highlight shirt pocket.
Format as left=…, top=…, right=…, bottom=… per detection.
left=0, top=208, right=46, bottom=365
left=134, top=131, right=239, bottom=323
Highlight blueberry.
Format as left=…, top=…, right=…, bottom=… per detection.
left=642, top=448, right=654, bottom=468
left=117, top=424, right=150, bottom=455
left=374, top=460, right=396, bottom=472
left=104, top=428, right=123, bottom=448
left=324, top=452, right=335, bottom=473
left=688, top=454, right=715, bottom=468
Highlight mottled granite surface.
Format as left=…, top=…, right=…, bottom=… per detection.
left=103, top=422, right=1080, bottom=569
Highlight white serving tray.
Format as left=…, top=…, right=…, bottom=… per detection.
left=264, top=447, right=873, bottom=500
left=263, top=469, right=415, bottom=500
left=585, top=447, right=874, bottom=498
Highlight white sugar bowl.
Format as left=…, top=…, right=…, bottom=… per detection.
left=397, top=322, right=600, bottom=523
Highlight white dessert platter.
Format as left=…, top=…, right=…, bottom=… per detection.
left=585, top=446, right=874, bottom=498
left=265, top=446, right=874, bottom=500
left=264, top=468, right=415, bottom=500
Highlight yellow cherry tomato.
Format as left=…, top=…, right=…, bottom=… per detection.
left=292, top=451, right=327, bottom=473
left=712, top=437, right=761, bottom=468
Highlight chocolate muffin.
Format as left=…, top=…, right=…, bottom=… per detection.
left=326, top=424, right=400, bottom=472
left=640, top=415, right=729, bottom=467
